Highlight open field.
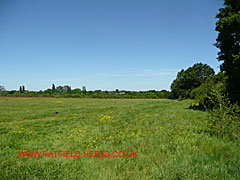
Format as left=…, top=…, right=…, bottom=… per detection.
left=0, top=98, right=239, bottom=179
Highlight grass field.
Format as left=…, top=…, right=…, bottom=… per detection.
left=0, top=98, right=239, bottom=179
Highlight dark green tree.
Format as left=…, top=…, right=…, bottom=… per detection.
left=63, top=85, right=71, bottom=94
left=44, top=89, right=52, bottom=94
left=171, top=63, right=215, bottom=99
left=52, top=84, right=56, bottom=93
left=71, top=88, right=81, bottom=94
left=215, top=0, right=240, bottom=103
left=19, top=86, right=22, bottom=93
left=22, top=85, right=25, bottom=92
left=56, top=86, right=63, bottom=94
left=190, top=72, right=227, bottom=110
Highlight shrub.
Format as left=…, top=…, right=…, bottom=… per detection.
left=190, top=72, right=239, bottom=140
left=190, top=72, right=227, bottom=110
left=207, top=87, right=240, bottom=140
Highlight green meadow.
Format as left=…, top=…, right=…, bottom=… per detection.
left=0, top=98, right=239, bottom=179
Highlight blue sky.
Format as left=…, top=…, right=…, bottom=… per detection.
left=0, top=0, right=224, bottom=91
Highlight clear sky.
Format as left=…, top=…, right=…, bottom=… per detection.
left=0, top=0, right=224, bottom=91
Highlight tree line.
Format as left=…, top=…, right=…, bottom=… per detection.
left=0, top=84, right=171, bottom=99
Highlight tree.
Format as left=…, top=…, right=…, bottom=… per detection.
left=190, top=72, right=227, bottom=110
left=52, top=84, right=56, bottom=93
left=19, top=86, right=22, bottom=93
left=171, top=63, right=215, bottom=99
left=0, top=85, right=6, bottom=95
left=71, top=88, right=81, bottom=94
left=215, top=0, right=240, bottom=103
left=82, top=86, right=87, bottom=94
left=56, top=86, right=64, bottom=94
left=22, top=85, right=25, bottom=92
left=43, top=88, right=52, bottom=94
left=54, top=85, right=71, bottom=94
left=63, top=85, right=71, bottom=94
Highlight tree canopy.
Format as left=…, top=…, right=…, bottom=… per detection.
left=170, top=63, right=215, bottom=99
left=215, top=0, right=240, bottom=102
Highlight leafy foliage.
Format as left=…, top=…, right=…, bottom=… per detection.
left=189, top=72, right=239, bottom=140
left=215, top=0, right=240, bottom=103
left=171, top=63, right=215, bottom=99
left=190, top=72, right=227, bottom=110
left=52, top=84, right=55, bottom=93
left=55, top=85, right=71, bottom=94
left=82, top=86, right=87, bottom=94
left=207, top=85, right=240, bottom=140
left=0, top=85, right=172, bottom=99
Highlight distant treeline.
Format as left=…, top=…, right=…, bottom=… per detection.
left=0, top=85, right=172, bottom=99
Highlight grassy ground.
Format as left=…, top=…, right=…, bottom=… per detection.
left=0, top=98, right=239, bottom=179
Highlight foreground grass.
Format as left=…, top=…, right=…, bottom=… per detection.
left=0, top=98, right=239, bottom=179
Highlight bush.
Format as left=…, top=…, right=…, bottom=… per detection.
left=206, top=87, right=240, bottom=140
left=190, top=72, right=227, bottom=110
left=190, top=72, right=239, bottom=140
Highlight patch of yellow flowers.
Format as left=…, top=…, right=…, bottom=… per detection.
left=69, top=127, right=87, bottom=138
left=8, top=125, right=36, bottom=134
left=99, top=114, right=113, bottom=123
left=55, top=101, right=64, bottom=104
left=168, top=128, right=198, bottom=152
